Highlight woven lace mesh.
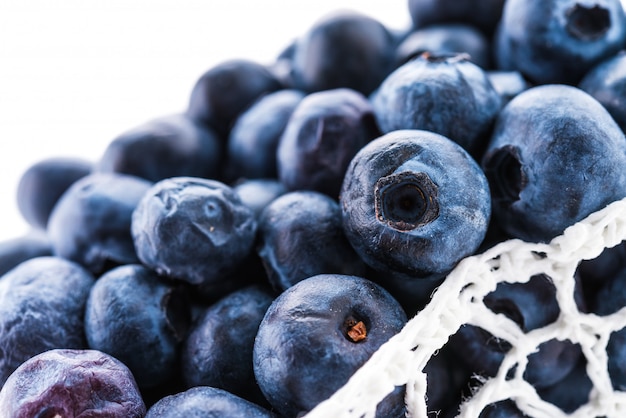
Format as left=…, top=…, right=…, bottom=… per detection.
left=303, top=197, right=626, bottom=418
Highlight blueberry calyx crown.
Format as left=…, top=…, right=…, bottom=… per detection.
left=566, top=4, right=611, bottom=41
left=374, top=171, right=439, bottom=231
left=343, top=315, right=367, bottom=343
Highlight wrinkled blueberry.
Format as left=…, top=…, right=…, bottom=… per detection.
left=46, top=172, right=152, bottom=274
left=277, top=88, right=381, bottom=198
left=181, top=285, right=275, bottom=405
left=0, top=348, right=145, bottom=417
left=256, top=190, right=367, bottom=292
left=408, top=0, right=505, bottom=36
left=85, top=264, right=191, bottom=389
left=225, top=89, right=305, bottom=182
left=290, top=10, right=396, bottom=95
left=16, top=156, right=92, bottom=230
left=96, top=113, right=223, bottom=183
left=145, top=386, right=277, bottom=418
left=253, top=273, right=408, bottom=418
left=494, top=0, right=626, bottom=85
left=0, top=256, right=95, bottom=386
left=340, top=129, right=491, bottom=284
left=371, top=52, right=501, bottom=157
left=0, top=230, right=52, bottom=276
left=131, top=176, right=257, bottom=287
left=186, top=59, right=282, bottom=137
left=481, top=84, right=626, bottom=243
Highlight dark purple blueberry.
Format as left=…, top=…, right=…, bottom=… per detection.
left=232, top=178, right=287, bottom=218
left=131, top=176, right=257, bottom=286
left=0, top=348, right=145, bottom=417
left=16, top=156, right=92, bottom=230
left=277, top=88, right=381, bottom=198
left=408, top=0, right=505, bottom=36
left=84, top=264, right=191, bottom=389
left=186, top=59, right=283, bottom=137
left=253, top=274, right=408, bottom=418
left=340, top=130, right=491, bottom=284
left=395, top=23, right=492, bottom=69
left=181, top=285, right=275, bottom=405
left=46, top=172, right=152, bottom=275
left=96, top=113, right=223, bottom=183
left=0, top=231, right=52, bottom=276
left=371, top=52, right=501, bottom=157
left=481, top=84, right=626, bottom=243
left=0, top=256, right=95, bottom=386
left=449, top=275, right=582, bottom=389
left=579, top=50, right=626, bottom=133
left=290, top=10, right=396, bottom=95
left=145, top=386, right=277, bottom=418
left=256, top=190, right=367, bottom=292
left=494, top=0, right=626, bottom=85
left=225, top=89, right=305, bottom=182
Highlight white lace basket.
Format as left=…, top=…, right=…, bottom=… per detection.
left=304, top=197, right=626, bottom=418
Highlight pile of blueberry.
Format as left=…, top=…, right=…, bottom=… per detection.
left=3, top=0, right=626, bottom=416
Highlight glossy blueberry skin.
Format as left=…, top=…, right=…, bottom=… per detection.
left=481, top=84, right=626, bottom=243
left=408, top=0, right=505, bottom=36
left=0, top=231, right=52, bottom=276
left=85, top=264, right=191, bottom=389
left=449, top=274, right=582, bottom=389
left=0, top=349, right=146, bottom=418
left=371, top=53, right=501, bottom=157
left=232, top=178, right=287, bottom=218
left=97, top=113, right=223, bottom=183
left=145, top=386, right=277, bottom=418
left=0, top=256, right=95, bottom=386
left=16, top=156, right=92, bottom=230
left=256, top=190, right=367, bottom=292
left=186, top=59, right=283, bottom=137
left=340, top=129, right=491, bottom=282
left=395, top=24, right=491, bottom=69
left=225, top=89, right=305, bottom=182
left=579, top=51, right=626, bottom=133
left=253, top=274, right=408, bottom=418
left=277, top=88, right=381, bottom=199
left=132, top=176, right=257, bottom=286
left=181, top=285, right=275, bottom=405
left=494, top=0, right=626, bottom=85
left=290, top=10, right=396, bottom=96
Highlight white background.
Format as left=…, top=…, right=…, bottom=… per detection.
left=0, top=0, right=410, bottom=240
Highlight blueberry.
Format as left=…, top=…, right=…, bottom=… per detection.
left=186, top=59, right=283, bottom=138
left=289, top=10, right=396, bottom=95
left=225, top=89, right=305, bottom=182
left=371, top=52, right=501, bottom=157
left=0, top=256, right=95, bottom=386
left=232, top=178, right=287, bottom=218
left=340, top=129, right=491, bottom=283
left=479, top=400, right=529, bottom=418
left=131, top=176, right=257, bottom=287
left=84, top=264, right=191, bottom=389
left=395, top=23, right=492, bottom=69
left=536, top=356, right=593, bottom=413
left=0, top=349, right=146, bottom=417
left=46, top=172, right=152, bottom=274
left=448, top=274, right=583, bottom=389
left=408, top=0, right=505, bottom=36
left=0, top=230, right=52, bottom=276
left=145, top=386, right=277, bottom=418
left=256, top=190, right=367, bottom=292
left=181, top=285, right=275, bottom=405
left=96, top=113, right=223, bottom=183
left=481, top=84, right=626, bottom=243
left=486, top=70, right=532, bottom=106
left=253, top=273, right=408, bottom=418
left=494, top=0, right=626, bottom=85
left=577, top=241, right=626, bottom=308
left=277, top=88, right=381, bottom=198
left=16, top=156, right=92, bottom=230
left=579, top=50, right=626, bottom=133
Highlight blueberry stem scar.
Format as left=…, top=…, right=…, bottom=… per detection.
left=345, top=317, right=367, bottom=342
